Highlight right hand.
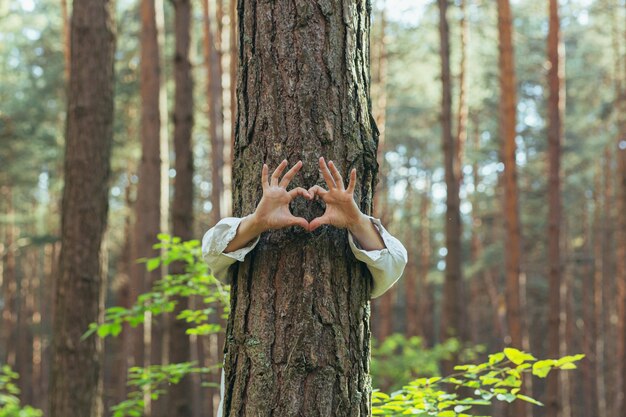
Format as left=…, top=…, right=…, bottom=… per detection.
left=251, top=160, right=312, bottom=232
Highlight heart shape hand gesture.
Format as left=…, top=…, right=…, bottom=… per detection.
left=252, top=157, right=362, bottom=233
left=226, top=157, right=385, bottom=253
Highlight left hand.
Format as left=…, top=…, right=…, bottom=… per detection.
left=307, top=157, right=365, bottom=232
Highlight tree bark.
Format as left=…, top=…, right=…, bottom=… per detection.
left=438, top=0, right=463, bottom=371
left=167, top=0, right=194, bottom=415
left=203, top=0, right=225, bottom=225
left=223, top=0, right=378, bottom=414
left=545, top=0, right=563, bottom=415
left=497, top=0, right=524, bottom=351
left=48, top=0, right=115, bottom=414
left=131, top=0, right=164, bottom=384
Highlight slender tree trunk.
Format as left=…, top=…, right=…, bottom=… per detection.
left=61, top=0, right=70, bottom=82
left=1, top=185, right=17, bottom=367
left=131, top=0, right=164, bottom=395
left=404, top=179, right=418, bottom=338
left=203, top=0, right=225, bottom=225
left=580, top=199, right=597, bottom=417
left=167, top=0, right=194, bottom=414
left=418, top=174, right=433, bottom=345
left=497, top=0, right=523, bottom=350
left=438, top=0, right=463, bottom=374
left=613, top=2, right=626, bottom=413
left=48, top=0, right=115, bottom=414
left=593, top=163, right=607, bottom=417
left=223, top=0, right=378, bottom=414
left=545, top=0, right=563, bottom=415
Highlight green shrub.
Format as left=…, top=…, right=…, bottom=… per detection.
left=0, top=365, right=42, bottom=417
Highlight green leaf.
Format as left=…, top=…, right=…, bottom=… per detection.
left=504, top=348, right=536, bottom=365
left=532, top=360, right=555, bottom=378
left=147, top=258, right=161, bottom=272
left=516, top=394, right=544, bottom=406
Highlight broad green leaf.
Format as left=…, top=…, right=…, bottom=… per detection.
left=504, top=348, right=536, bottom=365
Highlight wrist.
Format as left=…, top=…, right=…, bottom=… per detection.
left=246, top=212, right=267, bottom=235
left=348, top=213, right=371, bottom=235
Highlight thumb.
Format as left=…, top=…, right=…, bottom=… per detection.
left=288, top=215, right=310, bottom=230
left=309, top=214, right=331, bottom=231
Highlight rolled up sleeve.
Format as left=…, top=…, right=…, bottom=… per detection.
left=348, top=217, right=408, bottom=299
left=201, top=216, right=260, bottom=283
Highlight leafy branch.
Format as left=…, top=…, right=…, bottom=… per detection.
left=372, top=348, right=584, bottom=416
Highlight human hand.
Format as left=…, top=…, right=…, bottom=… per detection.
left=250, top=160, right=312, bottom=232
left=307, top=157, right=366, bottom=232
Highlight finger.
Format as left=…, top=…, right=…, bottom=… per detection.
left=328, top=160, right=344, bottom=190
left=346, top=168, right=357, bottom=194
left=271, top=160, right=288, bottom=186
left=308, top=185, right=328, bottom=200
left=288, top=187, right=312, bottom=200
left=309, top=214, right=331, bottom=231
left=279, top=160, right=302, bottom=188
left=319, top=157, right=336, bottom=190
left=261, top=164, right=269, bottom=190
left=288, top=216, right=309, bottom=230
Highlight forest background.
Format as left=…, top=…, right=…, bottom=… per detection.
left=0, top=0, right=625, bottom=416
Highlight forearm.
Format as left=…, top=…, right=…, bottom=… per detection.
left=348, top=214, right=386, bottom=251
left=224, top=214, right=265, bottom=253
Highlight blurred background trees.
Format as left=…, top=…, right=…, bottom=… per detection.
left=0, top=0, right=625, bottom=416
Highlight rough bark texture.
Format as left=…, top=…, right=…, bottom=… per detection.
left=48, top=0, right=115, bottom=415
left=168, top=0, right=194, bottom=415
left=545, top=0, right=563, bottom=415
left=223, top=0, right=378, bottom=415
left=496, top=0, right=523, bottom=350
left=438, top=0, right=463, bottom=367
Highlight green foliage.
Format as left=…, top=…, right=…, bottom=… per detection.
left=84, top=234, right=230, bottom=341
left=110, top=363, right=219, bottom=417
left=0, top=366, right=42, bottom=417
left=371, top=335, right=484, bottom=392
left=371, top=348, right=584, bottom=416
left=84, top=234, right=229, bottom=416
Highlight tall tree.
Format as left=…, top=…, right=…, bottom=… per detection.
left=545, top=1, right=563, bottom=415
left=203, top=0, right=225, bottom=225
left=496, top=0, right=523, bottom=350
left=131, top=0, right=165, bottom=379
left=167, top=0, right=194, bottom=415
left=48, top=0, right=115, bottom=415
left=222, top=0, right=378, bottom=414
left=438, top=0, right=463, bottom=368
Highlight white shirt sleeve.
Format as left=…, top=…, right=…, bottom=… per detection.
left=347, top=216, right=408, bottom=299
left=201, top=216, right=261, bottom=283
left=201, top=216, right=407, bottom=298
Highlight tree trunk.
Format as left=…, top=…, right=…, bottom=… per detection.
left=223, top=0, right=378, bottom=414
left=1, top=185, right=17, bottom=367
left=438, top=0, right=463, bottom=372
left=593, top=163, right=607, bottom=417
left=203, top=0, right=225, bottom=225
left=167, top=0, right=194, bottom=414
left=418, top=174, right=433, bottom=345
left=496, top=0, right=523, bottom=350
left=580, top=199, right=598, bottom=417
left=131, top=0, right=164, bottom=387
left=545, top=0, right=563, bottom=415
left=48, top=0, right=115, bottom=414
left=613, top=2, right=626, bottom=413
